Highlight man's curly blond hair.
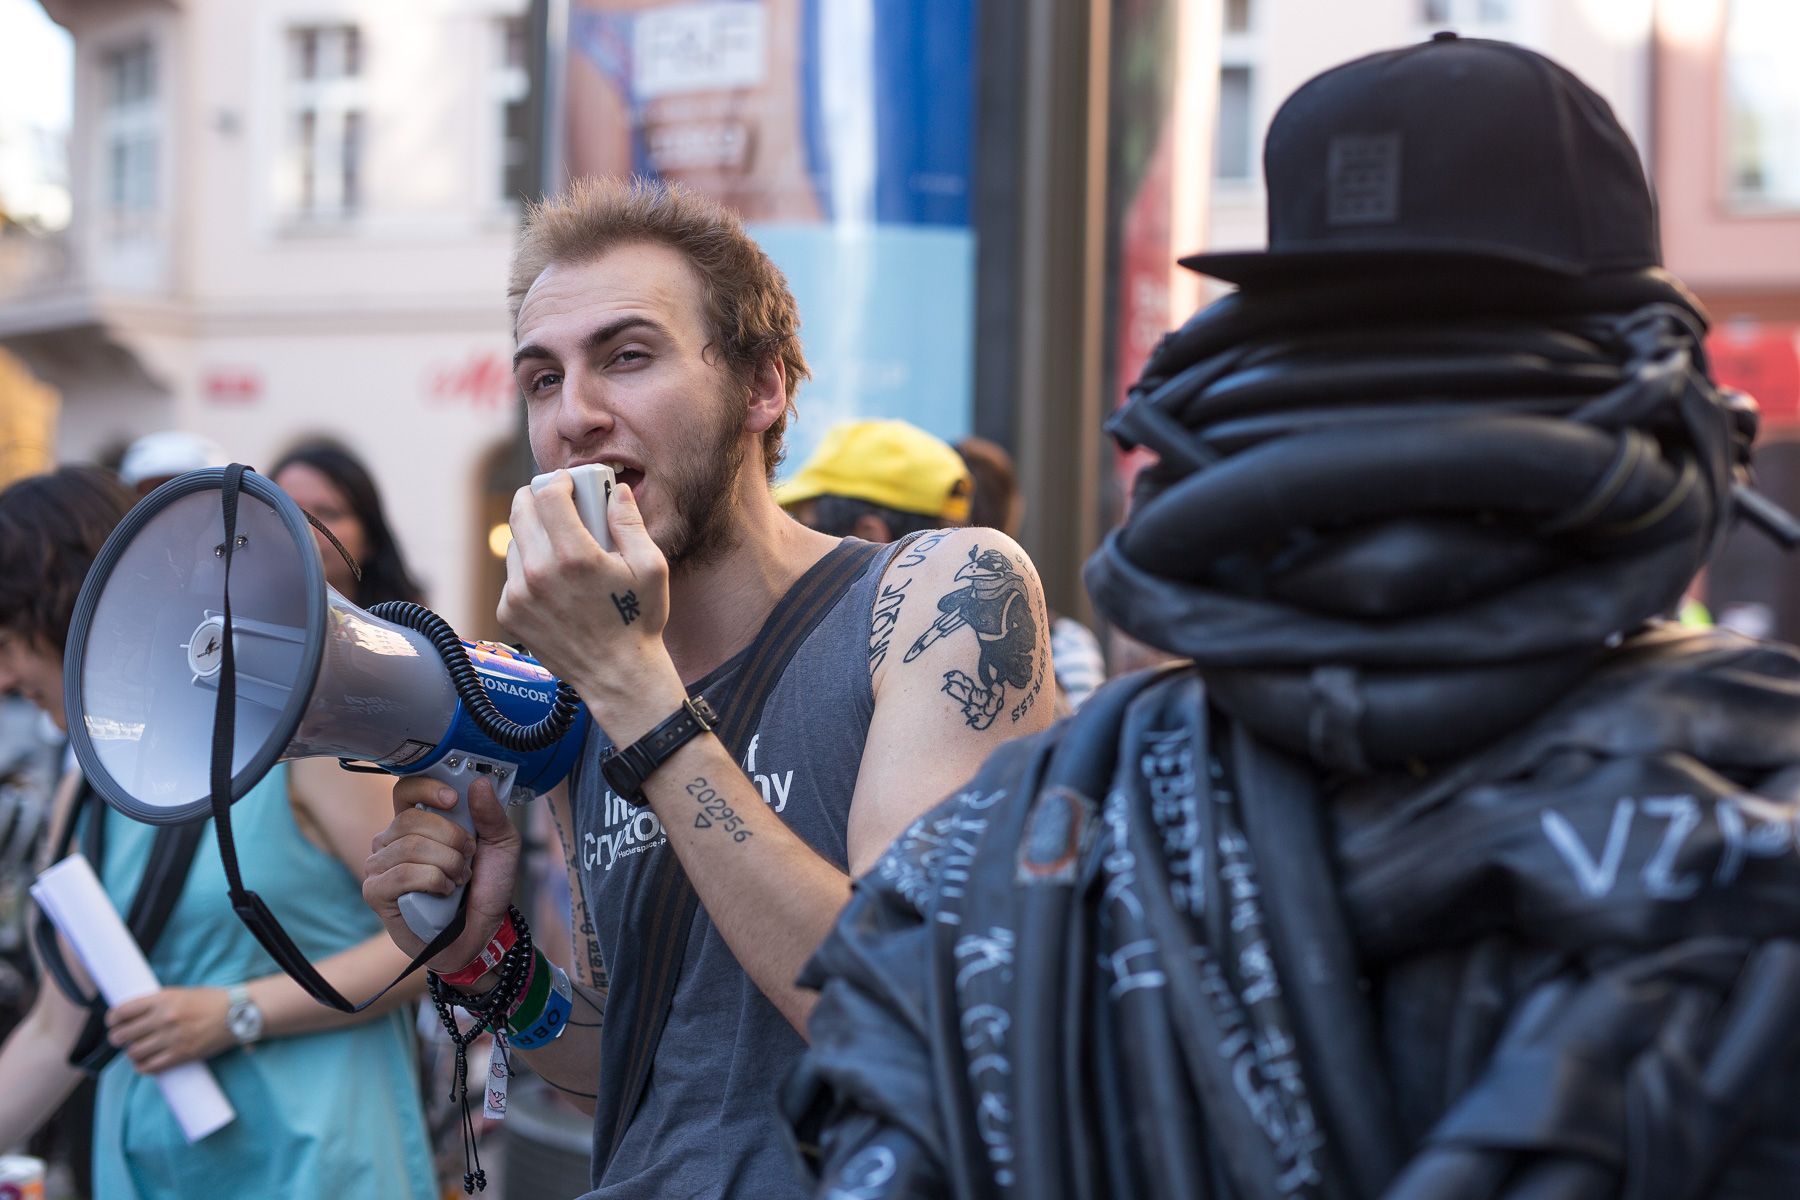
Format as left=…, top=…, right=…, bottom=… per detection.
left=509, top=176, right=808, bottom=476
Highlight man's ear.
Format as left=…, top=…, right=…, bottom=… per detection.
left=851, top=513, right=896, bottom=545
left=743, top=356, right=787, bottom=436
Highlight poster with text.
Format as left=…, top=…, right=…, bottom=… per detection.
left=564, top=0, right=978, bottom=473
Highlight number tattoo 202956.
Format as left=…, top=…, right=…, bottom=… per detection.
left=685, top=777, right=754, bottom=843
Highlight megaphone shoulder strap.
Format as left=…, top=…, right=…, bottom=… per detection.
left=594, top=533, right=895, bottom=1172
left=204, top=464, right=468, bottom=1013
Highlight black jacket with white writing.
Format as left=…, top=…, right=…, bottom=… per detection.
left=785, top=625, right=1800, bottom=1200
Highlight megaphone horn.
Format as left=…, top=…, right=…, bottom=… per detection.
left=64, top=466, right=605, bottom=946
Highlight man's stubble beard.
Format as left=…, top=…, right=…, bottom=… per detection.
left=655, top=380, right=750, bottom=574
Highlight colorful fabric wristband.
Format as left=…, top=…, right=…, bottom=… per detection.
left=504, top=949, right=548, bottom=1026
left=438, top=912, right=518, bottom=987
left=505, top=951, right=573, bottom=1050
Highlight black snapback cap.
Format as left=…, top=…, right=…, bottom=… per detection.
left=1183, top=33, right=1660, bottom=287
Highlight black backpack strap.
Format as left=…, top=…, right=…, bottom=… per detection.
left=33, top=780, right=211, bottom=1072
left=33, top=780, right=99, bottom=1013
left=595, top=536, right=888, bottom=1171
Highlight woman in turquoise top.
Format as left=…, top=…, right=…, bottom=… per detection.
left=0, top=466, right=436, bottom=1198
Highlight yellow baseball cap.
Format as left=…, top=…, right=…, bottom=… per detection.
left=775, top=419, right=973, bottom=523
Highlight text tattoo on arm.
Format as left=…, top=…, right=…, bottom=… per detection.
left=547, top=794, right=609, bottom=993
left=902, top=546, right=1041, bottom=730
left=868, top=577, right=912, bottom=677
left=897, top=530, right=954, bottom=569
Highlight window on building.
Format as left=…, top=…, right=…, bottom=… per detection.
left=1420, top=0, right=1510, bottom=26
left=1725, top=0, right=1800, bottom=210
left=101, top=39, right=158, bottom=234
left=495, top=15, right=532, bottom=203
left=286, top=24, right=364, bottom=220
left=1215, top=66, right=1253, bottom=183
left=1224, top=0, right=1253, bottom=34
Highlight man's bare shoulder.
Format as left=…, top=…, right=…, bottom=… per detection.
left=846, top=525, right=1053, bottom=875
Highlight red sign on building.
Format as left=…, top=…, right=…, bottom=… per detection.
left=203, top=368, right=263, bottom=405
left=1708, top=325, right=1800, bottom=428
left=428, top=352, right=517, bottom=413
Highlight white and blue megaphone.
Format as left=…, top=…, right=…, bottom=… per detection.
left=62, top=463, right=614, bottom=945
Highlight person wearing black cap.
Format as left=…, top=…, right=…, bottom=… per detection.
left=783, top=36, right=1800, bottom=1199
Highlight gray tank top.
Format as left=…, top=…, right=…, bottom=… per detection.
left=570, top=538, right=902, bottom=1198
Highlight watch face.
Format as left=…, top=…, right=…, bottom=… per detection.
left=228, top=999, right=263, bottom=1043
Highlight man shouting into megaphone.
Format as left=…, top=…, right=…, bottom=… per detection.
left=359, top=178, right=1055, bottom=1198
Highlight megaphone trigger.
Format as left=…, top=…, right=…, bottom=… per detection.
left=395, top=753, right=519, bottom=943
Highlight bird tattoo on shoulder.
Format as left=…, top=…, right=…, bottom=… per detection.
left=903, top=546, right=1038, bottom=729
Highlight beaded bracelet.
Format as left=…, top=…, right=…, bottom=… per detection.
left=425, top=906, right=537, bottom=1194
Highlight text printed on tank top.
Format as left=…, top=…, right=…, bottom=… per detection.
left=580, top=731, right=791, bottom=873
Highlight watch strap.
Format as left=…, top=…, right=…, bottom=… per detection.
left=601, top=697, right=718, bottom=803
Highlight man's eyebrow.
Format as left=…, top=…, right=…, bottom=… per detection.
left=512, top=316, right=672, bottom=369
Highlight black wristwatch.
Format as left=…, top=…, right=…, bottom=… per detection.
left=600, top=696, right=719, bottom=805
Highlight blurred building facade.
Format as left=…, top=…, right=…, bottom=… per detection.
left=0, top=0, right=1217, bottom=631
left=0, top=0, right=533, bottom=632
left=0, top=348, right=57, bottom=486
left=1655, top=0, right=1800, bottom=639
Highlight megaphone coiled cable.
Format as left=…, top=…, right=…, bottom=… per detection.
left=369, top=601, right=584, bottom=753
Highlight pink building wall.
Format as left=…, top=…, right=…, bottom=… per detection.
left=1655, top=0, right=1800, bottom=434
left=1655, top=0, right=1800, bottom=319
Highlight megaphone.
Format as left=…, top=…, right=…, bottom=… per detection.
left=63, top=464, right=614, bottom=945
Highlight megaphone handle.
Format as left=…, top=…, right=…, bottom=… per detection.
left=397, top=755, right=517, bottom=943
left=530, top=464, right=613, bottom=552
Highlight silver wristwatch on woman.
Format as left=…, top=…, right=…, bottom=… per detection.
left=226, top=984, right=264, bottom=1045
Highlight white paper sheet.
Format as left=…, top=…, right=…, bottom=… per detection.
left=31, top=855, right=236, bottom=1142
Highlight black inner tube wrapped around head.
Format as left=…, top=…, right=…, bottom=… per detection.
left=1086, top=269, right=1752, bottom=771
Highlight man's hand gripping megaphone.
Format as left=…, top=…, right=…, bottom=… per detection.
left=362, top=464, right=683, bottom=973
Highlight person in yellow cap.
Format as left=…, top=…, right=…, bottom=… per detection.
left=775, top=419, right=973, bottom=542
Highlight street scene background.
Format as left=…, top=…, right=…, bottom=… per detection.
left=1, top=1, right=1798, bottom=1195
